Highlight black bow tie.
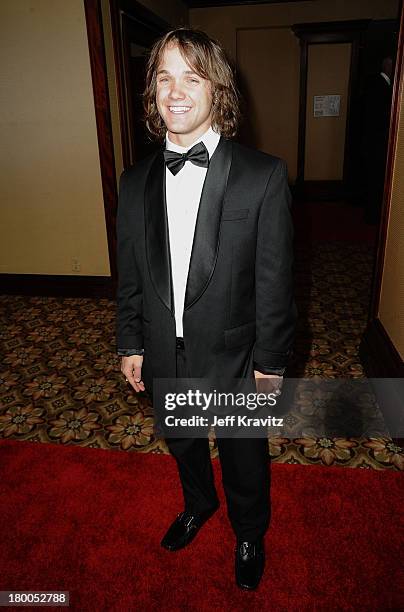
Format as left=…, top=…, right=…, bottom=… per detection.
left=163, top=141, right=209, bottom=176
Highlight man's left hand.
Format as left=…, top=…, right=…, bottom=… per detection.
left=253, top=370, right=283, bottom=395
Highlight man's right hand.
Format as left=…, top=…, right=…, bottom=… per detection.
left=121, top=355, right=145, bottom=393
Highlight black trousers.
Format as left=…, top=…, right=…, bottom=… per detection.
left=163, top=343, right=271, bottom=542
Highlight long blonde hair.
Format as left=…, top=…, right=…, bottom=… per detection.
left=143, top=28, right=240, bottom=140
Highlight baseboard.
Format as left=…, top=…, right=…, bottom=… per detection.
left=1, top=274, right=115, bottom=299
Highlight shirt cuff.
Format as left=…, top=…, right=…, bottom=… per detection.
left=117, top=348, right=144, bottom=356
left=253, top=362, right=285, bottom=376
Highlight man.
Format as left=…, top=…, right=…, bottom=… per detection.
left=116, top=28, right=297, bottom=590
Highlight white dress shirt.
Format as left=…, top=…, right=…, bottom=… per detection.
left=165, top=125, right=221, bottom=337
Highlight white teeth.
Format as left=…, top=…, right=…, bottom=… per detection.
left=169, top=106, right=191, bottom=113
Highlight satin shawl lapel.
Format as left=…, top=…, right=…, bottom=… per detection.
left=144, top=149, right=173, bottom=313
left=144, top=137, right=233, bottom=314
left=185, top=136, right=232, bottom=310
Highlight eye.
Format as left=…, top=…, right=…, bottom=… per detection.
left=187, top=78, right=199, bottom=84
left=158, top=77, right=169, bottom=83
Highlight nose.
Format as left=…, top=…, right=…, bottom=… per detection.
left=168, top=80, right=186, bottom=100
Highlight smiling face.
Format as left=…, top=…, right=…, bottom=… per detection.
left=155, top=43, right=213, bottom=147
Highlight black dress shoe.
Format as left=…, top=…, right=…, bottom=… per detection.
left=161, top=508, right=218, bottom=551
left=235, top=540, right=265, bottom=590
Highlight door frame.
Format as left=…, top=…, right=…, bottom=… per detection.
left=84, top=0, right=119, bottom=292
left=360, top=1, right=404, bottom=378
left=292, top=19, right=369, bottom=200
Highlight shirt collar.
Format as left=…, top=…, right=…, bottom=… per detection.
left=165, top=125, right=221, bottom=160
left=380, top=72, right=391, bottom=86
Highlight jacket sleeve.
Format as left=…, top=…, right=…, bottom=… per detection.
left=253, top=158, right=297, bottom=370
left=115, top=169, right=144, bottom=350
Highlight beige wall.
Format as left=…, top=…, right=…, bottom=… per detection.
left=236, top=27, right=300, bottom=178
left=305, top=43, right=351, bottom=180
left=190, top=0, right=399, bottom=180
left=378, top=60, right=404, bottom=360
left=0, top=0, right=110, bottom=276
left=0, top=0, right=188, bottom=277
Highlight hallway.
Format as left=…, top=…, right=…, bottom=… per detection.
left=1, top=200, right=400, bottom=470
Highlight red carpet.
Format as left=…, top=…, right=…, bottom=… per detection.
left=0, top=439, right=403, bottom=611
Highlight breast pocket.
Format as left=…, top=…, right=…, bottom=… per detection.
left=222, top=208, right=249, bottom=221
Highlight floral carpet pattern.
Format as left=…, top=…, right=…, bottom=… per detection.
left=1, top=241, right=403, bottom=471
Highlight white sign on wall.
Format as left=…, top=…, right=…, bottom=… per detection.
left=313, top=95, right=341, bottom=117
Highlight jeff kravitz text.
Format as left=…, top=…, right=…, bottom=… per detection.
left=164, top=415, right=284, bottom=427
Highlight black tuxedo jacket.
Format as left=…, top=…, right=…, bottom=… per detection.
left=116, top=136, right=297, bottom=393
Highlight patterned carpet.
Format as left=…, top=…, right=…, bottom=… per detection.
left=1, top=240, right=403, bottom=471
